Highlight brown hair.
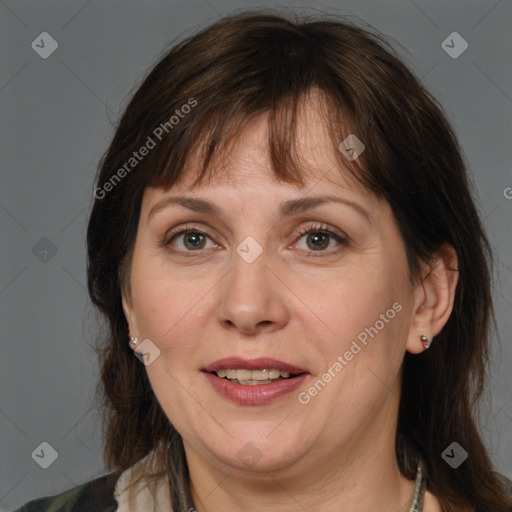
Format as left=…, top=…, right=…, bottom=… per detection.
left=87, top=10, right=512, bottom=512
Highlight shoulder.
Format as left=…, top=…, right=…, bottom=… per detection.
left=13, top=472, right=119, bottom=512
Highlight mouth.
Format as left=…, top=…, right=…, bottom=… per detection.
left=202, top=357, right=309, bottom=386
left=209, top=368, right=304, bottom=385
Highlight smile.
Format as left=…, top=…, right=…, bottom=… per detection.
left=214, top=368, right=295, bottom=384
left=202, top=356, right=309, bottom=404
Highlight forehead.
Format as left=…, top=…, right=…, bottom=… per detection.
left=153, top=91, right=363, bottom=197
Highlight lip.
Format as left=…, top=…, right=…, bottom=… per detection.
left=202, top=357, right=309, bottom=405
left=202, top=357, right=308, bottom=374
left=203, top=371, right=308, bottom=405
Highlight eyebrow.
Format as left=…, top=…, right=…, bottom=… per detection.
left=147, top=194, right=372, bottom=224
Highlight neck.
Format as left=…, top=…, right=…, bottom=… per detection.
left=185, top=392, right=418, bottom=512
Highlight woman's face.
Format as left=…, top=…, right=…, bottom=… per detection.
left=122, top=98, right=425, bottom=475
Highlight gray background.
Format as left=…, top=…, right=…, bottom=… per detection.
left=1, top=0, right=511, bottom=509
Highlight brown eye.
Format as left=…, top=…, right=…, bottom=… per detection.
left=180, top=231, right=207, bottom=250
left=304, top=232, right=330, bottom=251
left=164, top=227, right=215, bottom=252
left=295, top=224, right=348, bottom=255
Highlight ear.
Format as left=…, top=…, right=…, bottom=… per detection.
left=406, top=243, right=459, bottom=354
left=121, top=282, right=139, bottom=338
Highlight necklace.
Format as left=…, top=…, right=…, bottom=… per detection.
left=408, top=460, right=426, bottom=512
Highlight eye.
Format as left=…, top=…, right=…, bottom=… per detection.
left=293, top=223, right=348, bottom=256
left=162, top=222, right=348, bottom=256
left=163, top=225, right=216, bottom=252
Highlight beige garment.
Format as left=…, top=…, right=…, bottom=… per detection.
left=114, top=451, right=173, bottom=512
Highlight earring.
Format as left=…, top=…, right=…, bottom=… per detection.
left=129, top=336, right=138, bottom=348
left=420, top=335, right=432, bottom=350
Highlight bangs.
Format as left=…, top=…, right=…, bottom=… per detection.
left=143, top=86, right=372, bottom=196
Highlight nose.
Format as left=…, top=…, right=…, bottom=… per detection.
left=216, top=247, right=290, bottom=336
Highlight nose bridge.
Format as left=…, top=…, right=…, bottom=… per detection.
left=228, top=236, right=271, bottom=303
left=217, top=235, right=287, bottom=333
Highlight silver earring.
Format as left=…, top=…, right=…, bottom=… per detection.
left=420, top=335, right=432, bottom=350
left=129, top=336, right=138, bottom=348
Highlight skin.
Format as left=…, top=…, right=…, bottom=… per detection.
left=122, top=92, right=458, bottom=512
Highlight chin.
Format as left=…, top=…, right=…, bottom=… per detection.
left=207, top=434, right=310, bottom=473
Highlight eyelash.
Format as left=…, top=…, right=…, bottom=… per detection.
left=162, top=223, right=349, bottom=258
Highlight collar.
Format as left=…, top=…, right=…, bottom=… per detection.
left=114, top=451, right=173, bottom=511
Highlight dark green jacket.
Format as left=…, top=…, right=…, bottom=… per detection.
left=13, top=473, right=119, bottom=512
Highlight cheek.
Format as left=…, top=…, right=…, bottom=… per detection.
left=304, top=258, right=410, bottom=414
left=312, top=264, right=407, bottom=348
left=128, top=264, right=209, bottom=425
left=129, top=257, right=205, bottom=357
left=308, top=273, right=408, bottom=429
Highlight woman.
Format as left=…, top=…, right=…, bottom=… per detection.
left=16, top=10, right=512, bottom=512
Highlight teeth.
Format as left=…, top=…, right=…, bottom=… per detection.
left=215, top=368, right=293, bottom=380
left=236, top=380, right=275, bottom=386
